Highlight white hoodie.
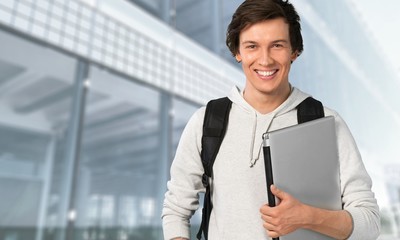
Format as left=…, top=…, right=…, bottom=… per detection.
left=162, top=86, right=380, bottom=240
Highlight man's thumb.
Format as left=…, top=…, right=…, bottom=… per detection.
left=271, top=185, right=285, bottom=198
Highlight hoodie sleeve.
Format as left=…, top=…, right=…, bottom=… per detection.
left=332, top=111, right=380, bottom=240
left=162, top=107, right=206, bottom=240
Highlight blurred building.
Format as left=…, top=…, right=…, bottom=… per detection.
left=382, top=164, right=400, bottom=236
left=0, top=0, right=399, bottom=240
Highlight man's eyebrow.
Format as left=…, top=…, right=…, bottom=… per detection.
left=241, top=39, right=289, bottom=44
left=272, top=39, right=289, bottom=43
left=241, top=40, right=258, bottom=45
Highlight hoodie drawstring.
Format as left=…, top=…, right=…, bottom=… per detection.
left=249, top=113, right=275, bottom=168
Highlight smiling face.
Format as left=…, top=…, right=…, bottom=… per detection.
left=235, top=18, right=298, bottom=108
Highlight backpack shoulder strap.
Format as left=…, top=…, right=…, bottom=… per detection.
left=297, top=97, right=325, bottom=123
left=197, top=97, right=232, bottom=240
left=201, top=97, right=232, bottom=176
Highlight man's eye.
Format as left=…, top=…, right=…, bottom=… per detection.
left=246, top=45, right=256, bottom=49
left=273, top=44, right=283, bottom=48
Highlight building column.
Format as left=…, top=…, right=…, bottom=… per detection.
left=35, top=135, right=57, bottom=240
left=56, top=59, right=89, bottom=240
left=156, top=92, right=173, bottom=237
left=211, top=0, right=222, bottom=55
left=157, top=2, right=174, bottom=237
left=161, top=0, right=172, bottom=25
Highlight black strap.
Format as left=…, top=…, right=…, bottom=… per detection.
left=297, top=97, right=324, bottom=123
left=197, top=97, right=232, bottom=240
left=197, top=96, right=323, bottom=239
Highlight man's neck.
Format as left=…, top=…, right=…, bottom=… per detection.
left=243, top=85, right=291, bottom=114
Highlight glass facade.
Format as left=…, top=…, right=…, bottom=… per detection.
left=0, top=0, right=399, bottom=240
left=0, top=28, right=78, bottom=239
left=0, top=25, right=200, bottom=239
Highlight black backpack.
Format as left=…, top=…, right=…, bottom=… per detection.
left=197, top=96, right=324, bottom=240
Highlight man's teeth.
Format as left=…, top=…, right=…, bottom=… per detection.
left=257, top=70, right=275, bottom=77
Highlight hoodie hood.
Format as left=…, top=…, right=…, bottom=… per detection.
left=227, top=85, right=311, bottom=166
left=227, top=85, right=310, bottom=117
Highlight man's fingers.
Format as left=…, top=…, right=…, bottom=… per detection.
left=263, top=222, right=281, bottom=238
left=261, top=212, right=275, bottom=222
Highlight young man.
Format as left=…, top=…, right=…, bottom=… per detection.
left=162, top=0, right=380, bottom=239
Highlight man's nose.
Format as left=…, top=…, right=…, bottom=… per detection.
left=258, top=49, right=274, bottom=66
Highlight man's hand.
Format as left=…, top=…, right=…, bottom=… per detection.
left=260, top=185, right=353, bottom=239
left=260, top=185, right=310, bottom=238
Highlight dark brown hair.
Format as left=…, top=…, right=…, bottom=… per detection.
left=226, top=0, right=303, bottom=57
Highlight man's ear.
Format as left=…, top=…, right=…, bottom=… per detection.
left=291, top=51, right=299, bottom=63
left=235, top=54, right=242, bottom=63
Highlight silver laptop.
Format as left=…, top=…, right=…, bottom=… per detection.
left=264, top=116, right=341, bottom=240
